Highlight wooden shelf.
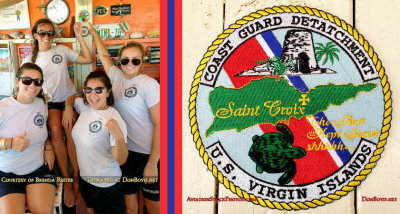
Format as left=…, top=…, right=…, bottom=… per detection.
left=102, top=37, right=160, bottom=45
left=0, top=38, right=77, bottom=44
left=0, top=37, right=159, bottom=45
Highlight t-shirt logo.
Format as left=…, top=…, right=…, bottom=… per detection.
left=124, top=87, right=137, bottom=98
left=52, top=54, right=63, bottom=64
left=89, top=121, right=102, bottom=133
left=34, top=113, right=45, bottom=127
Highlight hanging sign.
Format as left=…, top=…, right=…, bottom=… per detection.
left=110, top=4, right=131, bottom=16
left=94, top=5, right=108, bottom=17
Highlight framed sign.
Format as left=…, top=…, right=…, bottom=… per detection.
left=110, top=4, right=131, bottom=16
left=0, top=48, right=9, bottom=71
left=18, top=45, right=32, bottom=66
left=0, top=0, right=30, bottom=30
left=0, top=47, right=11, bottom=96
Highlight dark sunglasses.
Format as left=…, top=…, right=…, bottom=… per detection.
left=37, top=30, right=55, bottom=38
left=83, top=87, right=106, bottom=94
left=120, top=58, right=141, bottom=66
left=19, top=77, right=43, bottom=86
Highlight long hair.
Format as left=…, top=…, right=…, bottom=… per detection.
left=83, top=69, right=114, bottom=106
left=31, top=18, right=54, bottom=63
left=15, top=63, right=46, bottom=103
left=118, top=41, right=145, bottom=61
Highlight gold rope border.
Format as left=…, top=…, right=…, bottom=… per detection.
left=188, top=5, right=392, bottom=210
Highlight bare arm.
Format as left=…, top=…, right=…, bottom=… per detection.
left=143, top=103, right=160, bottom=184
left=106, top=119, right=128, bottom=165
left=74, top=22, right=92, bottom=64
left=62, top=95, right=78, bottom=130
left=3, top=131, right=30, bottom=152
left=88, top=23, right=114, bottom=75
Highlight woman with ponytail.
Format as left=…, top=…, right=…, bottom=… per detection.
left=22, top=18, right=92, bottom=207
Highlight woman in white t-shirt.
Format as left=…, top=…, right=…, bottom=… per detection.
left=63, top=70, right=128, bottom=214
left=89, top=24, right=160, bottom=214
left=0, top=63, right=56, bottom=214
left=22, top=18, right=92, bottom=207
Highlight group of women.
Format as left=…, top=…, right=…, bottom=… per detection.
left=0, top=18, right=160, bottom=214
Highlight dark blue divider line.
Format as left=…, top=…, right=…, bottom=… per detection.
left=168, top=0, right=175, bottom=213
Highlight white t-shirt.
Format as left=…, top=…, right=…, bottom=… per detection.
left=109, top=66, right=160, bottom=154
left=22, top=45, right=79, bottom=102
left=0, top=97, right=48, bottom=175
left=71, top=98, right=127, bottom=188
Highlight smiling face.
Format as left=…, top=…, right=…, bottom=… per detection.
left=120, top=47, right=144, bottom=79
left=16, top=68, right=43, bottom=102
left=85, top=78, right=110, bottom=110
left=34, top=23, right=55, bottom=51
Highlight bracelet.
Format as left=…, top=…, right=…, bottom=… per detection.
left=45, top=147, right=54, bottom=151
left=65, top=106, right=73, bottom=110
left=0, top=138, right=5, bottom=151
left=147, top=162, right=157, bottom=168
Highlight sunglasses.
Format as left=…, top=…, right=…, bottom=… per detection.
left=120, top=58, right=141, bottom=66
left=19, top=77, right=43, bottom=86
left=83, top=87, right=106, bottom=94
left=37, top=30, right=55, bottom=38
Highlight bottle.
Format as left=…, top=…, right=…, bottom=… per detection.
left=70, top=16, right=75, bottom=38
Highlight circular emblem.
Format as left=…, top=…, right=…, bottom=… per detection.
left=124, top=87, right=137, bottom=98
left=81, top=26, right=89, bottom=37
left=52, top=54, right=63, bottom=64
left=189, top=6, right=391, bottom=210
left=89, top=121, right=102, bottom=133
left=34, top=113, right=45, bottom=127
left=94, top=5, right=108, bottom=17
left=78, top=10, right=90, bottom=23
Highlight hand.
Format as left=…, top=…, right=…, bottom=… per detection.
left=105, top=119, right=124, bottom=140
left=74, top=22, right=83, bottom=37
left=44, top=147, right=55, bottom=170
left=62, top=107, right=75, bottom=131
left=12, top=131, right=30, bottom=152
left=88, top=22, right=98, bottom=36
left=143, top=163, right=158, bottom=184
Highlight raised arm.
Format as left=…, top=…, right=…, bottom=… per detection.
left=74, top=22, right=92, bottom=64
left=88, top=23, right=114, bottom=75
left=106, top=119, right=128, bottom=165
left=143, top=103, right=160, bottom=184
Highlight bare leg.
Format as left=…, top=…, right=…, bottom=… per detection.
left=26, top=183, right=56, bottom=214
left=143, top=198, right=160, bottom=214
left=87, top=207, right=95, bottom=214
left=48, top=109, right=74, bottom=207
left=124, top=193, right=139, bottom=214
left=63, top=110, right=82, bottom=205
left=0, top=193, right=26, bottom=214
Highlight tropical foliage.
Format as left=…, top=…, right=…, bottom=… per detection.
left=255, top=56, right=295, bottom=75
left=315, top=42, right=340, bottom=65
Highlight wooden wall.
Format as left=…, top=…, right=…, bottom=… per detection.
left=182, top=0, right=400, bottom=213
left=0, top=0, right=160, bottom=37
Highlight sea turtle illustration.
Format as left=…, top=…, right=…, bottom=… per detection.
left=248, top=124, right=306, bottom=185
